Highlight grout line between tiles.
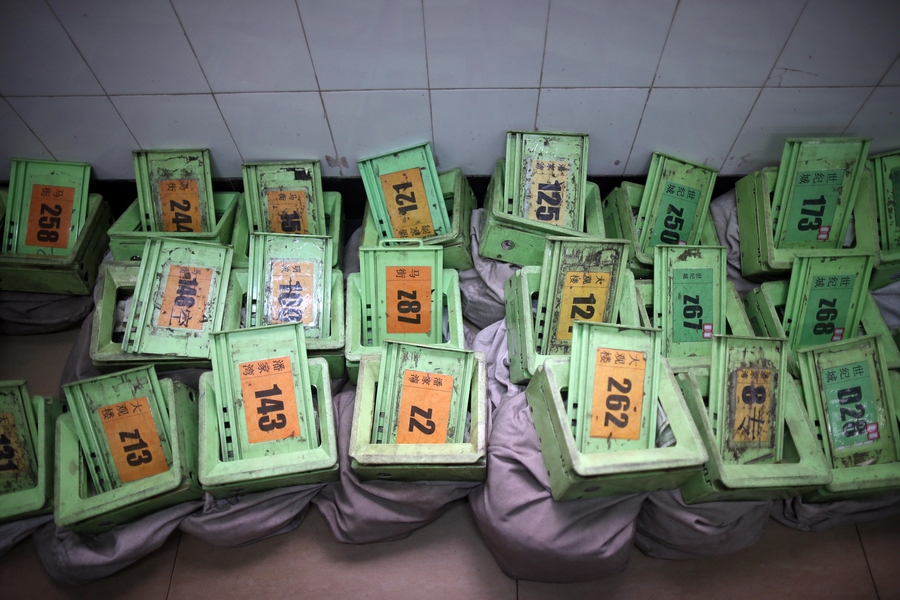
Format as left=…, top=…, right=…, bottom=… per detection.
left=164, top=531, right=183, bottom=600
left=3, top=97, right=56, bottom=159
left=167, top=0, right=244, bottom=167
left=295, top=1, right=342, bottom=176
left=622, top=0, right=680, bottom=172
left=841, top=49, right=900, bottom=137
left=421, top=0, right=437, bottom=159
left=532, top=0, right=553, bottom=131
left=720, top=0, right=808, bottom=173
left=855, top=525, right=881, bottom=600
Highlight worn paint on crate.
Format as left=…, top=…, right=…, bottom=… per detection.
left=724, top=358, right=779, bottom=462
left=395, top=369, right=454, bottom=444
left=0, top=412, right=37, bottom=492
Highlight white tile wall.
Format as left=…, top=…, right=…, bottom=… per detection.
left=0, top=99, right=52, bottom=179
left=431, top=89, right=539, bottom=174
left=724, top=87, right=873, bottom=174
left=111, top=94, right=242, bottom=177
left=1, top=0, right=899, bottom=179
left=6, top=96, right=137, bottom=178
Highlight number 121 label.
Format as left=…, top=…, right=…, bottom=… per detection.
left=380, top=168, right=435, bottom=238
left=590, top=349, right=646, bottom=440
left=395, top=370, right=453, bottom=444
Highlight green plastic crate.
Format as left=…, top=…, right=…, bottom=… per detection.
left=108, top=192, right=240, bottom=262
left=504, top=264, right=641, bottom=385
left=782, top=252, right=874, bottom=352
left=232, top=189, right=345, bottom=271
left=55, top=376, right=201, bottom=533
left=3, top=159, right=91, bottom=256
left=121, top=239, right=232, bottom=359
left=676, top=366, right=831, bottom=504
left=478, top=159, right=606, bottom=267
left=349, top=349, right=486, bottom=481
left=242, top=160, right=326, bottom=236
left=0, top=382, right=63, bottom=523
left=89, top=261, right=244, bottom=371
left=652, top=246, right=728, bottom=367
left=525, top=352, right=708, bottom=501
left=0, top=194, right=111, bottom=294
left=866, top=153, right=900, bottom=289
left=202, top=324, right=338, bottom=495
left=197, top=359, right=338, bottom=497
left=771, top=138, right=870, bottom=251
left=360, top=168, right=477, bottom=271
left=359, top=142, right=449, bottom=239
left=134, top=149, right=216, bottom=233
left=736, top=162, right=877, bottom=279
left=634, top=153, right=716, bottom=257
left=247, top=233, right=332, bottom=338
left=345, top=269, right=464, bottom=383
left=796, top=335, right=900, bottom=501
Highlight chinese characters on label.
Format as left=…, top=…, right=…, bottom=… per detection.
left=731, top=368, right=773, bottom=444
left=25, top=184, right=75, bottom=249
left=395, top=369, right=454, bottom=444
left=98, top=396, right=168, bottom=483
left=380, top=168, right=435, bottom=239
left=157, top=265, right=214, bottom=331
left=524, top=159, right=570, bottom=226
left=238, top=356, right=302, bottom=444
left=385, top=266, right=432, bottom=335
left=590, top=349, right=646, bottom=441
left=267, top=260, right=316, bottom=326
left=266, top=189, right=309, bottom=234
left=158, top=179, right=203, bottom=233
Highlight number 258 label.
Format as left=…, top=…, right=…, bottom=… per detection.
left=395, top=370, right=453, bottom=444
left=590, top=349, right=646, bottom=440
left=25, top=184, right=74, bottom=249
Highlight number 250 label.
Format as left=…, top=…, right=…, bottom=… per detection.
left=590, top=349, right=646, bottom=440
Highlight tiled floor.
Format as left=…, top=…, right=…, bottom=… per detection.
left=1, top=325, right=898, bottom=599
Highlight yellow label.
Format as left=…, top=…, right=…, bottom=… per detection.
left=98, top=397, right=168, bottom=484
left=159, top=179, right=203, bottom=233
left=395, top=370, right=454, bottom=444
left=266, top=189, right=309, bottom=234
left=526, top=159, right=569, bottom=224
left=733, top=369, right=772, bottom=444
left=157, top=265, right=214, bottom=331
left=268, top=261, right=316, bottom=326
left=380, top=168, right=435, bottom=238
left=0, top=412, right=29, bottom=475
left=385, top=266, right=432, bottom=334
left=239, top=356, right=302, bottom=445
left=25, top=184, right=74, bottom=249
left=590, top=349, right=646, bottom=440
left=556, top=270, right=611, bottom=341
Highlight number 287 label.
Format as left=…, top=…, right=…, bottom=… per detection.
left=590, top=349, right=646, bottom=440
left=386, top=266, right=432, bottom=334
left=98, top=397, right=168, bottom=484
left=395, top=370, right=454, bottom=444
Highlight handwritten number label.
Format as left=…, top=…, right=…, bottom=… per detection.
left=98, top=397, right=168, bottom=483
left=555, top=270, right=611, bottom=342
left=0, top=413, right=28, bottom=475
left=590, top=349, right=646, bottom=441
left=239, top=357, right=302, bottom=444
left=268, top=261, right=316, bottom=326
left=266, top=190, right=309, bottom=234
left=386, top=266, right=432, bottom=334
left=159, top=179, right=202, bottom=233
left=526, top=160, right=570, bottom=225
left=395, top=370, right=454, bottom=444
left=157, top=265, right=214, bottom=331
left=25, top=184, right=74, bottom=249
left=380, top=169, right=435, bottom=238
left=732, top=369, right=772, bottom=444
left=659, top=204, right=685, bottom=244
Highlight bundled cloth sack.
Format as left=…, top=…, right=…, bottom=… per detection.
left=0, top=291, right=93, bottom=335
left=771, top=495, right=900, bottom=532
left=312, top=389, right=480, bottom=544
left=635, top=489, right=772, bottom=560
left=467, top=319, right=645, bottom=582
left=458, top=209, right=518, bottom=329
left=0, top=514, right=53, bottom=558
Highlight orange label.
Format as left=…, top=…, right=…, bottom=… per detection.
left=159, top=179, right=203, bottom=232
left=556, top=270, right=612, bottom=341
left=25, top=184, right=74, bottom=249
left=157, top=265, right=214, bottom=331
left=267, top=260, right=316, bottom=326
left=385, top=266, right=432, bottom=334
left=380, top=168, right=435, bottom=238
left=239, top=356, right=302, bottom=444
left=98, top=397, right=168, bottom=484
left=0, top=412, right=29, bottom=475
left=266, top=189, right=309, bottom=234
left=395, top=370, right=454, bottom=444
left=590, top=349, right=646, bottom=440
left=526, top=160, right=568, bottom=224
left=733, top=369, right=772, bottom=443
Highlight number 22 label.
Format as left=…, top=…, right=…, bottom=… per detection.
left=395, top=370, right=454, bottom=444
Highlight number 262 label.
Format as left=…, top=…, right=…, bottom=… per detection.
left=590, top=349, right=646, bottom=441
